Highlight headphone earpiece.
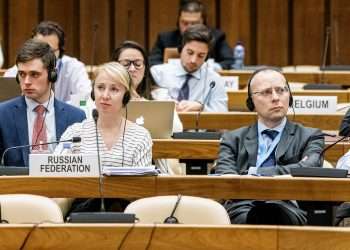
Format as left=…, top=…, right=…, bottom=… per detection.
left=246, top=96, right=255, bottom=111
left=122, top=91, right=130, bottom=107
left=48, top=69, right=58, bottom=83
left=16, top=74, right=20, bottom=84
left=91, top=88, right=95, bottom=101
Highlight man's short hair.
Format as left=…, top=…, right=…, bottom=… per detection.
left=16, top=38, right=56, bottom=73
left=32, top=21, right=65, bottom=58
left=181, top=24, right=213, bottom=50
left=178, top=0, right=207, bottom=25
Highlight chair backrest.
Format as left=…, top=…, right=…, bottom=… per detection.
left=0, top=194, right=64, bottom=223
left=124, top=195, right=230, bottom=224
left=163, top=48, right=180, bottom=63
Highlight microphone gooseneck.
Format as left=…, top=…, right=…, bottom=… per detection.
left=92, top=109, right=105, bottom=212
left=195, top=81, right=216, bottom=131
left=319, top=133, right=349, bottom=167
left=0, top=137, right=81, bottom=166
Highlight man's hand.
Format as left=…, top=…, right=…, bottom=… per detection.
left=176, top=100, right=202, bottom=112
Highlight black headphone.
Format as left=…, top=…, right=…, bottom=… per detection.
left=90, top=65, right=132, bottom=107
left=246, top=66, right=293, bottom=111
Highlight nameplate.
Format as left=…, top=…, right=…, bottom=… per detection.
left=29, top=154, right=99, bottom=177
left=221, top=76, right=239, bottom=90
left=290, top=96, right=337, bottom=114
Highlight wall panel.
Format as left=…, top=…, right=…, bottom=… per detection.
left=293, top=0, right=325, bottom=65
left=256, top=0, right=289, bottom=66
left=330, top=0, right=350, bottom=65
left=8, top=0, right=39, bottom=65
left=114, top=0, right=146, bottom=49
left=79, top=0, right=111, bottom=65
left=148, top=0, right=178, bottom=51
left=220, top=0, right=252, bottom=64
left=43, top=0, right=79, bottom=57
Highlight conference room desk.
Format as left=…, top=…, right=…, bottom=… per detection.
left=152, top=139, right=348, bottom=163
left=220, top=70, right=350, bottom=88
left=1, top=223, right=350, bottom=250
left=178, top=112, right=344, bottom=131
left=2, top=175, right=350, bottom=201
left=227, top=89, right=350, bottom=111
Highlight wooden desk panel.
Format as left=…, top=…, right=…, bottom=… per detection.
left=1, top=175, right=350, bottom=201
left=178, top=112, right=344, bottom=131
left=220, top=70, right=350, bottom=88
left=227, top=90, right=350, bottom=111
left=153, top=139, right=347, bottom=163
left=1, top=224, right=350, bottom=250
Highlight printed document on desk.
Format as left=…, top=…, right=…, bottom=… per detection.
left=103, top=166, right=158, bottom=176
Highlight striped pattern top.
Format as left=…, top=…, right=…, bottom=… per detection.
left=56, top=118, right=152, bottom=167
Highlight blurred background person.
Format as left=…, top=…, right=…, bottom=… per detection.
left=5, top=21, right=91, bottom=103
left=112, top=41, right=184, bottom=174
left=149, top=0, right=233, bottom=70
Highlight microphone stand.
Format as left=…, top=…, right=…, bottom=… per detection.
left=0, top=138, right=81, bottom=166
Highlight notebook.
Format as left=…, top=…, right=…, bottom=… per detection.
left=0, top=77, right=21, bottom=102
left=126, top=100, right=175, bottom=139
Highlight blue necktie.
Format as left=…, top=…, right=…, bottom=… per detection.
left=260, top=129, right=279, bottom=167
left=177, top=74, right=192, bottom=101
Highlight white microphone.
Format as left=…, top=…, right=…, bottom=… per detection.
left=195, top=81, right=216, bottom=131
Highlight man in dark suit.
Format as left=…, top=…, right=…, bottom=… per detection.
left=216, top=67, right=324, bottom=225
left=149, top=0, right=234, bottom=70
left=0, top=39, right=85, bottom=166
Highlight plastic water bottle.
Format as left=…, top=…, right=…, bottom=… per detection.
left=61, top=142, right=72, bottom=154
left=232, top=42, right=245, bottom=69
left=79, top=100, right=89, bottom=118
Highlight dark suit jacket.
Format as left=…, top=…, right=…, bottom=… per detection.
left=0, top=96, right=86, bottom=166
left=149, top=28, right=234, bottom=69
left=339, top=109, right=350, bottom=136
left=216, top=120, right=324, bottom=175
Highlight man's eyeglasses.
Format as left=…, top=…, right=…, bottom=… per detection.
left=118, top=59, right=144, bottom=70
left=252, top=86, right=289, bottom=97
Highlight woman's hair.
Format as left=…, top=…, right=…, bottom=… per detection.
left=111, top=40, right=151, bottom=99
left=94, top=61, right=136, bottom=95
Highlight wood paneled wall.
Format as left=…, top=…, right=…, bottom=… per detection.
left=0, top=0, right=349, bottom=68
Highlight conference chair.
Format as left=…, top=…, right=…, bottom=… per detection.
left=124, top=195, right=231, bottom=224
left=163, top=48, right=180, bottom=63
left=0, top=194, right=64, bottom=223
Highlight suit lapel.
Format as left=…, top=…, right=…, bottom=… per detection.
left=276, top=121, right=295, bottom=160
left=243, top=123, right=259, bottom=167
left=13, top=97, right=29, bottom=165
left=54, top=99, right=66, bottom=140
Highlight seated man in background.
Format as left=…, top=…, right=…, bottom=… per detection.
left=0, top=39, right=85, bottom=166
left=215, top=67, right=324, bottom=225
left=149, top=0, right=234, bottom=70
left=151, top=24, right=227, bottom=112
left=5, top=21, right=91, bottom=102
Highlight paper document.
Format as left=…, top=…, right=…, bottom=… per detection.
left=103, top=166, right=158, bottom=176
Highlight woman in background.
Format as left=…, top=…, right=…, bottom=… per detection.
left=112, top=41, right=184, bottom=174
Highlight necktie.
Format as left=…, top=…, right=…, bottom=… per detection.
left=260, top=129, right=279, bottom=167
left=32, top=105, right=48, bottom=151
left=177, top=74, right=192, bottom=101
